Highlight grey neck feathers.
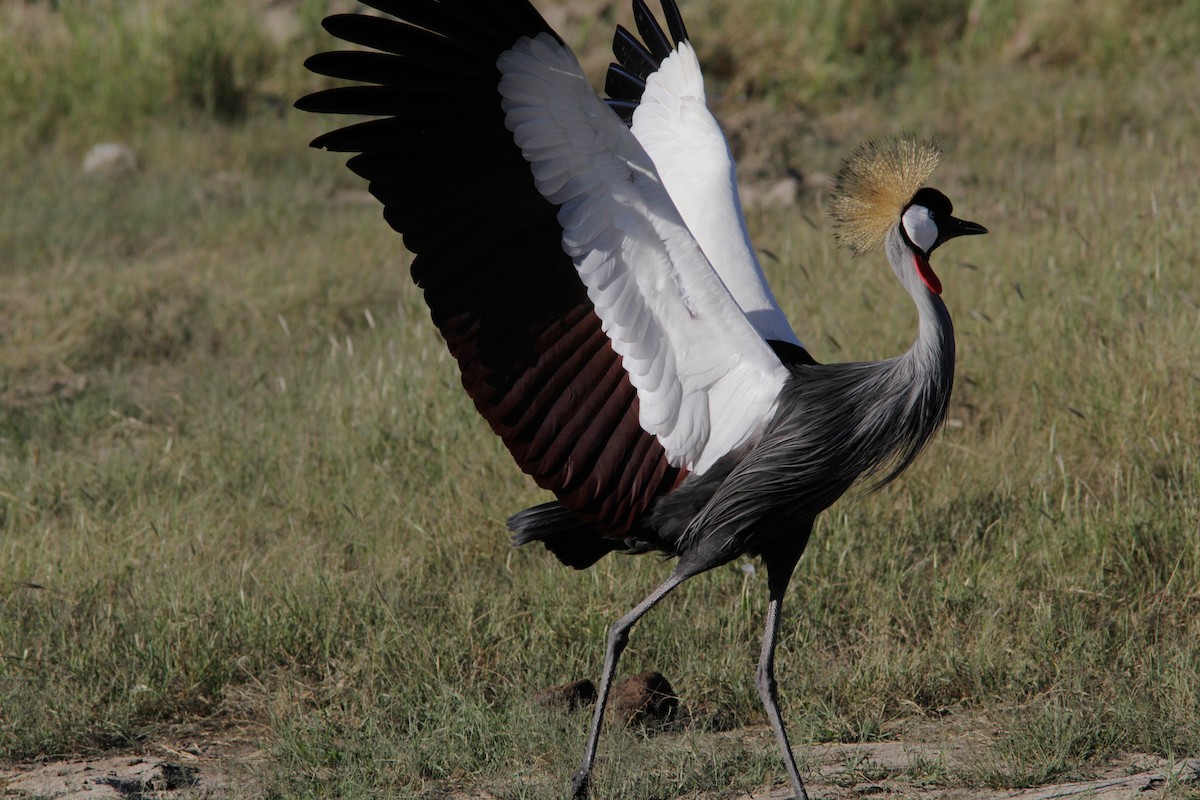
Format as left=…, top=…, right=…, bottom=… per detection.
left=764, top=226, right=955, bottom=495
left=656, top=225, right=957, bottom=552
left=866, top=225, right=956, bottom=485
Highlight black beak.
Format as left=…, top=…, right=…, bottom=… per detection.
left=932, top=215, right=988, bottom=252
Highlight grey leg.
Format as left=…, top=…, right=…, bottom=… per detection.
left=756, top=564, right=809, bottom=800
left=571, top=569, right=688, bottom=800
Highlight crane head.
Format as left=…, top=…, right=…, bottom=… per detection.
left=829, top=137, right=987, bottom=294
left=901, top=188, right=988, bottom=255
left=898, top=187, right=988, bottom=294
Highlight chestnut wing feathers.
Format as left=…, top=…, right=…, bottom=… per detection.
left=300, top=7, right=677, bottom=535
left=299, top=0, right=789, bottom=537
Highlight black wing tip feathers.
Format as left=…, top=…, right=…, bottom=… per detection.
left=660, top=0, right=689, bottom=45
left=604, top=0, right=691, bottom=119
left=298, top=0, right=688, bottom=545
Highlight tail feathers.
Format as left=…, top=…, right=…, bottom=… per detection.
left=508, top=501, right=624, bottom=570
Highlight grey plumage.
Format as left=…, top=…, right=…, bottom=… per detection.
left=296, top=0, right=987, bottom=796
left=529, top=184, right=982, bottom=800
left=519, top=223, right=958, bottom=576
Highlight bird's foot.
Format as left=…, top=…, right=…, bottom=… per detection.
left=570, top=768, right=591, bottom=800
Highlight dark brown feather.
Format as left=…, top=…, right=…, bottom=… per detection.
left=299, top=1, right=680, bottom=541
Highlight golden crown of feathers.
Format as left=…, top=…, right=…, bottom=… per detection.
left=829, top=137, right=942, bottom=255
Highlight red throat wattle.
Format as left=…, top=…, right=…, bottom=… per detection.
left=914, top=252, right=942, bottom=295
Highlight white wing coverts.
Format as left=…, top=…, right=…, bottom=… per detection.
left=632, top=42, right=801, bottom=346
left=498, top=33, right=788, bottom=474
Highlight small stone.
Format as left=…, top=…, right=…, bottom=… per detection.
left=762, top=176, right=802, bottom=207
left=531, top=679, right=596, bottom=711
left=82, top=142, right=139, bottom=177
left=330, top=188, right=377, bottom=207
left=611, top=670, right=678, bottom=726
left=154, top=762, right=199, bottom=792
left=739, top=176, right=802, bottom=209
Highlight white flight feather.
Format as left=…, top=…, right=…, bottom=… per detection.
left=497, top=33, right=788, bottom=474
left=631, top=42, right=801, bottom=347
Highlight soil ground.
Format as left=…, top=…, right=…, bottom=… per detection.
left=3, top=727, right=1196, bottom=800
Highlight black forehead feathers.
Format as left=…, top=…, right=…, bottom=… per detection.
left=909, top=187, right=952, bottom=215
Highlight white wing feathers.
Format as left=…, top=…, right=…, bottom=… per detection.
left=632, top=43, right=801, bottom=346
left=497, top=33, right=788, bottom=474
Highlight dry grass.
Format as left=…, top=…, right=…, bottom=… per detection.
left=2, top=2, right=1199, bottom=798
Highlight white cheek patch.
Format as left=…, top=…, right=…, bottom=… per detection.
left=902, top=204, right=938, bottom=254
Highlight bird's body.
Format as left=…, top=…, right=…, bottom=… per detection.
left=298, top=2, right=986, bottom=798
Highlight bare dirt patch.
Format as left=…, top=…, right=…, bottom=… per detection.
left=771, top=742, right=1199, bottom=800
left=2, top=756, right=221, bottom=799
left=3, top=734, right=1196, bottom=800
left=1, top=729, right=263, bottom=800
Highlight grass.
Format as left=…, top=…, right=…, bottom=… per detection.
left=2, top=1, right=1199, bottom=798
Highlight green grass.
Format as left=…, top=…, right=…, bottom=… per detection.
left=2, top=1, right=1200, bottom=798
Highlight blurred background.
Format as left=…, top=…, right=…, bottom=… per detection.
left=1, top=1, right=1198, bottom=798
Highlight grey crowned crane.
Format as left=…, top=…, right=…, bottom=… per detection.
left=296, top=1, right=987, bottom=798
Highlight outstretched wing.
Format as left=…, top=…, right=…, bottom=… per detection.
left=297, top=0, right=787, bottom=535
left=605, top=0, right=802, bottom=347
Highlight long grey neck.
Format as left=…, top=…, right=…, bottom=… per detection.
left=868, top=226, right=956, bottom=484
left=654, top=229, right=957, bottom=544
left=905, top=272, right=954, bottom=413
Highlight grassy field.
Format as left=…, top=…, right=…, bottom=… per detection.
left=2, top=0, right=1199, bottom=798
